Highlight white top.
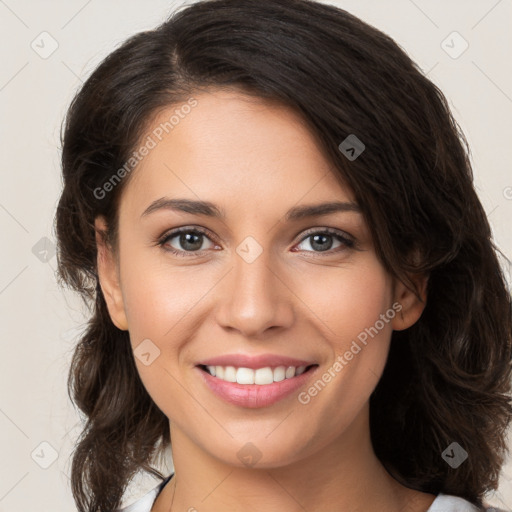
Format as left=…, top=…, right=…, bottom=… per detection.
left=116, top=475, right=502, bottom=512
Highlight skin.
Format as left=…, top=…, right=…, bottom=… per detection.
left=95, top=88, right=435, bottom=512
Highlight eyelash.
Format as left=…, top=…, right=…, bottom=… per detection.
left=156, top=226, right=356, bottom=258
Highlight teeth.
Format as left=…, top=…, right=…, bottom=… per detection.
left=237, top=367, right=255, bottom=384
left=285, top=366, right=295, bottom=379
left=204, top=365, right=309, bottom=385
left=224, top=366, right=236, bottom=382
left=273, top=366, right=286, bottom=382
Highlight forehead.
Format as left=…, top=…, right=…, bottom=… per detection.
left=120, top=89, right=354, bottom=219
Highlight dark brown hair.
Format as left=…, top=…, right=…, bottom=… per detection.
left=54, top=0, right=512, bottom=510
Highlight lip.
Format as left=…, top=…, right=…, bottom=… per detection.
left=195, top=363, right=319, bottom=409
left=196, top=353, right=316, bottom=369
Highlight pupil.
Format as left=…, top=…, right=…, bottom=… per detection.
left=181, top=232, right=202, bottom=251
left=311, top=234, right=332, bottom=252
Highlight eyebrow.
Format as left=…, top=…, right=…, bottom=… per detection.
left=140, top=197, right=361, bottom=221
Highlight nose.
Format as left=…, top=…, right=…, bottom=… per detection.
left=215, top=246, right=295, bottom=338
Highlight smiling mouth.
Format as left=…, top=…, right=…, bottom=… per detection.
left=197, top=364, right=318, bottom=385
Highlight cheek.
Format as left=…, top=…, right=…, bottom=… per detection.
left=292, top=257, right=394, bottom=347
left=293, top=260, right=395, bottom=436
left=118, top=253, right=209, bottom=414
left=119, top=245, right=211, bottom=341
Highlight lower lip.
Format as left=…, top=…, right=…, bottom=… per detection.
left=196, top=366, right=318, bottom=408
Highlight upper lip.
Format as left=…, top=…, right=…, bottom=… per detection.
left=196, top=353, right=317, bottom=369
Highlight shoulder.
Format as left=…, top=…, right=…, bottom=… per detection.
left=428, top=493, right=506, bottom=512
left=115, top=475, right=173, bottom=512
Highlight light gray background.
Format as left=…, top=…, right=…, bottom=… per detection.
left=0, top=0, right=511, bottom=510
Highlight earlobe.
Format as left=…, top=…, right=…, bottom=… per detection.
left=95, top=216, right=128, bottom=331
left=391, top=273, right=428, bottom=331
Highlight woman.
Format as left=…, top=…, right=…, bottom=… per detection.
left=54, top=0, right=512, bottom=511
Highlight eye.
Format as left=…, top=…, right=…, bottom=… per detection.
left=293, top=228, right=355, bottom=255
left=156, top=226, right=356, bottom=258
left=157, top=227, right=218, bottom=256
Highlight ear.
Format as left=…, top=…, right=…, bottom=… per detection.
left=95, top=216, right=128, bottom=331
left=391, top=273, right=428, bottom=331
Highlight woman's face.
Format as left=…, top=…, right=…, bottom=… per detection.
left=96, top=88, right=424, bottom=468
